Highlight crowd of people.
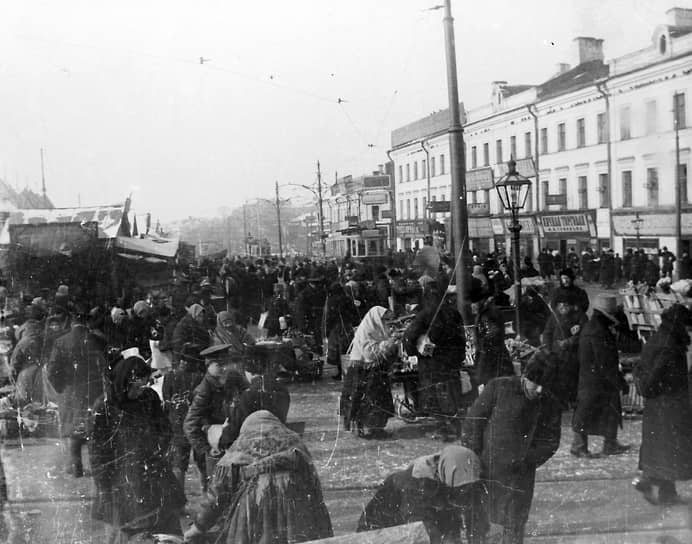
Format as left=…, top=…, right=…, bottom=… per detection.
left=0, top=240, right=689, bottom=543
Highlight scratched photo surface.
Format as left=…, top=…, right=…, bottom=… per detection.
left=1, top=0, right=692, bottom=542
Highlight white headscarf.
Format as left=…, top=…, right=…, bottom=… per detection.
left=349, top=306, right=388, bottom=363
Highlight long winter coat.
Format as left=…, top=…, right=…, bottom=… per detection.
left=404, top=298, right=465, bottom=416
left=47, top=324, right=107, bottom=436
left=171, top=314, right=210, bottom=357
left=573, top=312, right=625, bottom=437
left=462, top=377, right=561, bottom=529
left=635, top=319, right=692, bottom=481
left=542, top=310, right=587, bottom=404
left=475, top=299, right=513, bottom=386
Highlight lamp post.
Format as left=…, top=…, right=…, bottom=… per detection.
left=495, top=158, right=532, bottom=339
left=632, top=212, right=644, bottom=250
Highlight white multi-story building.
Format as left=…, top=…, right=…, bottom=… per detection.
left=389, top=6, right=692, bottom=258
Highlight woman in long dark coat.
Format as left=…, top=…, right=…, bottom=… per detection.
left=633, top=304, right=692, bottom=505
left=324, top=282, right=358, bottom=380
left=90, top=355, right=185, bottom=542
left=404, top=288, right=465, bottom=438
left=571, top=295, right=630, bottom=457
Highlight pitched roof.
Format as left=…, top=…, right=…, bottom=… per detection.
left=538, top=59, right=609, bottom=99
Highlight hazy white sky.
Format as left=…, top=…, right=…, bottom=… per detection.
left=0, top=0, right=688, bottom=222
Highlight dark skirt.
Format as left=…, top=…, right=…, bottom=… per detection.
left=342, top=362, right=394, bottom=431
left=417, top=357, right=462, bottom=418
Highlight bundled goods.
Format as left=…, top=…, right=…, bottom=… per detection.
left=671, top=279, right=692, bottom=298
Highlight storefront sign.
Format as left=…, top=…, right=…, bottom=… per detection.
left=361, top=191, right=388, bottom=205
left=612, top=211, right=692, bottom=236
left=466, top=167, right=494, bottom=191
left=363, top=175, right=391, bottom=188
left=427, top=200, right=451, bottom=213
left=467, top=202, right=490, bottom=216
left=362, top=228, right=385, bottom=238
left=539, top=213, right=593, bottom=235
left=496, top=157, right=537, bottom=178
left=396, top=220, right=427, bottom=237
left=468, top=217, right=493, bottom=238
left=491, top=216, right=536, bottom=236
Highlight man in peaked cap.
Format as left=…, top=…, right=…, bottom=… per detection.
left=183, top=343, right=248, bottom=485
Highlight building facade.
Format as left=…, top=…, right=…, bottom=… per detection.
left=326, top=164, right=394, bottom=259
left=389, top=7, right=692, bottom=259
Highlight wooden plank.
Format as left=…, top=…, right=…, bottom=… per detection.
left=302, top=522, right=430, bottom=544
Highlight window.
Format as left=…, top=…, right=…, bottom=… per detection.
left=372, top=205, right=380, bottom=221
left=440, top=154, right=446, bottom=175
left=413, top=161, right=418, bottom=180
left=680, top=164, right=688, bottom=204
left=541, top=180, right=549, bottom=210
left=660, top=34, right=667, bottom=54
left=645, top=100, right=657, bottom=134
left=406, top=164, right=410, bottom=182
left=510, top=136, right=517, bottom=160
left=398, top=165, right=403, bottom=183
left=559, top=178, right=567, bottom=210
left=647, top=167, right=659, bottom=207
left=557, top=123, right=566, bottom=151
left=540, top=128, right=548, bottom=154
left=422, top=197, right=427, bottom=214
left=413, top=198, right=419, bottom=218
left=620, top=106, right=631, bottom=140
left=406, top=199, right=411, bottom=219
left=597, top=112, right=608, bottom=144
left=470, top=191, right=477, bottom=204
left=471, top=146, right=477, bottom=169
left=496, top=139, right=503, bottom=164
left=578, top=176, right=588, bottom=209
left=622, top=170, right=632, bottom=207
left=524, top=132, right=532, bottom=158
left=599, top=173, right=610, bottom=208
left=399, top=199, right=404, bottom=219
left=576, top=118, right=585, bottom=148
left=422, top=159, right=427, bottom=179
left=431, top=156, right=436, bottom=177
left=483, top=143, right=489, bottom=166
left=674, top=92, right=686, bottom=129
left=431, top=195, right=437, bottom=202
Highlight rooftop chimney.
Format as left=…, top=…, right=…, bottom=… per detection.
left=666, top=7, right=692, bottom=27
left=573, top=37, right=604, bottom=65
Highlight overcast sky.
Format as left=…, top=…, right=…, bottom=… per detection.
left=0, top=0, right=688, bottom=223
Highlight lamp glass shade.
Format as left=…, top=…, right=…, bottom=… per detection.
left=495, top=159, right=532, bottom=213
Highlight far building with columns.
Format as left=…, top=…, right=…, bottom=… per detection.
left=389, top=6, right=692, bottom=260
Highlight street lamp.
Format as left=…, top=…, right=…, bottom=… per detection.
left=495, top=157, right=532, bottom=339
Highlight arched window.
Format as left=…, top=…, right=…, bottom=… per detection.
left=659, top=34, right=667, bottom=54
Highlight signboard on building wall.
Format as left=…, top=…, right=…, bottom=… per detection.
left=468, top=217, right=493, bottom=238
left=496, top=157, right=537, bottom=178
left=466, top=167, right=494, bottom=191
left=381, top=210, right=392, bottom=219
left=396, top=220, right=427, bottom=237
left=467, top=203, right=490, bottom=216
left=544, top=194, right=567, bottom=206
left=492, top=216, right=537, bottom=236
left=538, top=212, right=596, bottom=237
left=427, top=200, right=451, bottom=213
left=363, top=175, right=391, bottom=188
left=361, top=192, right=388, bottom=205
left=612, top=211, right=692, bottom=236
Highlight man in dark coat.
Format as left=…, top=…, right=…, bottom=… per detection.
left=571, top=294, right=630, bottom=457
left=463, top=353, right=562, bottom=543
left=47, top=307, right=108, bottom=477
left=183, top=344, right=248, bottom=485
left=171, top=303, right=210, bottom=358
left=404, top=286, right=466, bottom=439
left=294, top=273, right=327, bottom=353
left=633, top=304, right=692, bottom=505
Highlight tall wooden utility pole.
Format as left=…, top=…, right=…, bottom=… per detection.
left=443, top=0, right=470, bottom=320
left=317, top=161, right=326, bottom=255
left=275, top=181, right=284, bottom=257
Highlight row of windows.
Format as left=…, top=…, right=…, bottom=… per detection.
left=397, top=162, right=689, bottom=223
left=399, top=154, right=446, bottom=183
left=405, top=92, right=687, bottom=174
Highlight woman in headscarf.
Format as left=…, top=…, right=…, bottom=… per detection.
left=341, top=306, right=399, bottom=439
left=358, top=445, right=488, bottom=544
left=89, top=354, right=185, bottom=542
left=184, top=410, right=333, bottom=544
left=171, top=303, right=211, bottom=358
left=212, top=310, right=255, bottom=373
left=633, top=304, right=692, bottom=505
